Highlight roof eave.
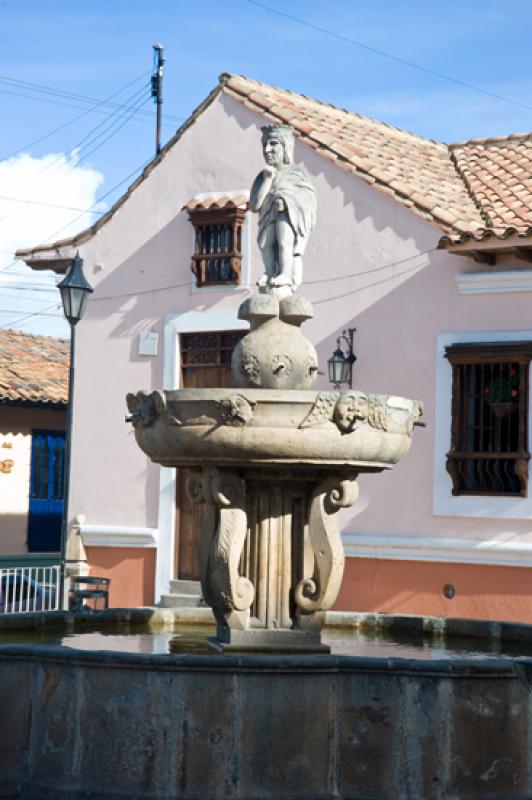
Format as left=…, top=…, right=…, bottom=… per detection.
left=438, top=228, right=532, bottom=264
left=0, top=398, right=67, bottom=409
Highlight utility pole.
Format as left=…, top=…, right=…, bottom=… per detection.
left=151, top=43, right=165, bottom=156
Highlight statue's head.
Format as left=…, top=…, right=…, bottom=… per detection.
left=261, top=124, right=294, bottom=166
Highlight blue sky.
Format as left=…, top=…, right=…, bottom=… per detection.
left=1, top=0, right=532, bottom=335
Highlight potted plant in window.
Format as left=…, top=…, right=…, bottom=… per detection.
left=483, top=367, right=519, bottom=417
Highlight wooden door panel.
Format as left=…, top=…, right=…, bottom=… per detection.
left=175, top=331, right=244, bottom=579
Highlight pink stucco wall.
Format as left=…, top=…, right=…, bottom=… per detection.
left=336, top=557, right=532, bottom=624
left=63, top=89, right=532, bottom=611
left=85, top=546, right=155, bottom=608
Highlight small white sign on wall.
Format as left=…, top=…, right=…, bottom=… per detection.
left=138, top=331, right=159, bottom=357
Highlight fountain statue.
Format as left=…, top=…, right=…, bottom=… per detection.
left=127, top=125, right=423, bottom=652
left=251, top=124, right=317, bottom=292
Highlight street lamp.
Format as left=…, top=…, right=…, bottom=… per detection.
left=328, top=328, right=357, bottom=389
left=57, top=252, right=93, bottom=609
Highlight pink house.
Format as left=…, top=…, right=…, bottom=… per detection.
left=17, top=74, right=532, bottom=621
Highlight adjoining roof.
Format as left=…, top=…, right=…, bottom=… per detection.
left=16, top=73, right=532, bottom=262
left=0, top=329, right=68, bottom=407
left=440, top=134, right=532, bottom=246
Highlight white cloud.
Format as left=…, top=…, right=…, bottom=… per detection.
left=0, top=152, right=104, bottom=337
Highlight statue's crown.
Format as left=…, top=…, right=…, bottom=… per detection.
left=261, top=124, right=294, bottom=140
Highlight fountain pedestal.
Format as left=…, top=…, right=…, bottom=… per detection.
left=188, top=467, right=358, bottom=651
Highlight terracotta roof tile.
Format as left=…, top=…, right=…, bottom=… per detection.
left=0, top=329, right=68, bottom=406
left=182, top=190, right=249, bottom=214
left=450, top=135, right=532, bottom=233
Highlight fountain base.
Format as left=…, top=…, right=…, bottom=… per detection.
left=208, top=627, right=329, bottom=653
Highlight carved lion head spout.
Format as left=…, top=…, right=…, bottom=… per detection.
left=125, top=390, right=169, bottom=429
left=334, top=391, right=369, bottom=433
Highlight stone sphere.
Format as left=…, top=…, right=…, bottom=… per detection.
left=231, top=317, right=318, bottom=390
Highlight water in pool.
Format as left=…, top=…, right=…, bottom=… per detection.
left=1, top=623, right=532, bottom=659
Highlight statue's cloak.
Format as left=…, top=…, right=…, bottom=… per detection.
left=254, top=165, right=317, bottom=255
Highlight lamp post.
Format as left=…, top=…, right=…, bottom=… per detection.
left=327, top=328, right=357, bottom=389
left=57, top=252, right=93, bottom=609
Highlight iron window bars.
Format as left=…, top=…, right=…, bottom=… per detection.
left=187, top=206, right=246, bottom=287
left=445, top=342, right=532, bottom=497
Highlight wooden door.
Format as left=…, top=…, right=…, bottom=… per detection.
left=175, top=331, right=243, bottom=579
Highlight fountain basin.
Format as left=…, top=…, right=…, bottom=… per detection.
left=1, top=609, right=532, bottom=799
left=126, top=388, right=423, bottom=469
left=126, top=387, right=423, bottom=653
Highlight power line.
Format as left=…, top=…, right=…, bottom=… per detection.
left=37, top=156, right=153, bottom=248
left=244, top=0, right=532, bottom=115
left=0, top=288, right=58, bottom=299
left=64, top=86, right=149, bottom=157
left=305, top=247, right=437, bottom=284
left=0, top=85, right=156, bottom=122
left=0, top=306, right=61, bottom=316
left=2, top=240, right=435, bottom=329
left=312, top=259, right=429, bottom=306
left=0, top=155, right=152, bottom=277
left=0, top=73, right=182, bottom=121
left=0, top=75, right=184, bottom=125
left=0, top=258, right=22, bottom=273
left=27, top=88, right=151, bottom=191
left=0, top=71, right=150, bottom=163
left=3, top=83, right=149, bottom=195
left=0, top=91, right=150, bottom=229
left=90, top=248, right=435, bottom=303
left=0, top=83, right=150, bottom=228
left=0, top=302, right=62, bottom=329
left=0, top=194, right=101, bottom=213
left=61, top=91, right=152, bottom=174
left=0, top=73, right=148, bottom=109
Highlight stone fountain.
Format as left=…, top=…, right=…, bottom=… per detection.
left=127, top=123, right=423, bottom=653
left=5, top=126, right=532, bottom=800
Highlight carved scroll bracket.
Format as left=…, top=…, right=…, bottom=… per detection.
left=295, top=477, right=358, bottom=616
left=190, top=469, right=254, bottom=630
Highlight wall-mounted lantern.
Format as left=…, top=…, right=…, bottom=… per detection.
left=328, top=328, right=357, bottom=389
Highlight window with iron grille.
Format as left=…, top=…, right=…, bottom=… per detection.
left=445, top=342, right=532, bottom=497
left=187, top=206, right=246, bottom=287
left=181, top=331, right=242, bottom=369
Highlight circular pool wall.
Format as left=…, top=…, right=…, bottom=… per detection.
left=1, top=610, right=532, bottom=799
